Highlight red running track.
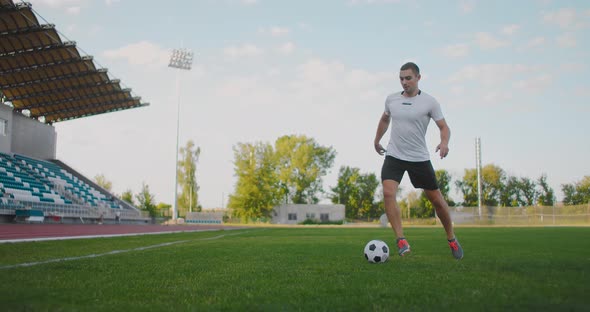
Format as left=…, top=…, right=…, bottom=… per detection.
left=0, top=223, right=232, bottom=243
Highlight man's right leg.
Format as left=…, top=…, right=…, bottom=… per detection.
left=383, top=179, right=410, bottom=255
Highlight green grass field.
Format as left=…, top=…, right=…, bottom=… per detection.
left=1, top=227, right=589, bottom=311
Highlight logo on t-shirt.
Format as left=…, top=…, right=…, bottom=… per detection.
left=402, top=102, right=412, bottom=105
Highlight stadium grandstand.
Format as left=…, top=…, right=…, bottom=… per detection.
left=0, top=0, right=149, bottom=223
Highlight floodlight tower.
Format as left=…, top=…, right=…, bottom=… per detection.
left=168, top=48, right=193, bottom=221
left=476, top=137, right=482, bottom=219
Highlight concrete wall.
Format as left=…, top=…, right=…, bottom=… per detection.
left=272, top=204, right=345, bottom=224
left=1, top=106, right=57, bottom=159
left=0, top=104, right=13, bottom=154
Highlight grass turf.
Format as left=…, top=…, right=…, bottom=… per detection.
left=1, top=227, right=589, bottom=311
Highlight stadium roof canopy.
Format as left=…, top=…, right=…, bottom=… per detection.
left=0, top=0, right=149, bottom=124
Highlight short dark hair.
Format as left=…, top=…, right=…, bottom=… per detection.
left=400, top=62, right=420, bottom=75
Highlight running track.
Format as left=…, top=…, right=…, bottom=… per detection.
left=0, top=223, right=233, bottom=243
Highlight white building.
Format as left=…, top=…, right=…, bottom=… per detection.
left=272, top=204, right=345, bottom=224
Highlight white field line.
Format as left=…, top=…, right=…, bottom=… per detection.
left=0, top=230, right=252, bottom=270
left=0, top=228, right=223, bottom=244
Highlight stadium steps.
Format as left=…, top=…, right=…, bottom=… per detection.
left=0, top=153, right=70, bottom=205
left=49, top=159, right=131, bottom=210
left=14, top=154, right=122, bottom=209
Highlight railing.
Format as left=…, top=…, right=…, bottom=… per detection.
left=447, top=204, right=590, bottom=225
left=0, top=198, right=148, bottom=221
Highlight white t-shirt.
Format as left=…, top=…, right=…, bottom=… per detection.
left=384, top=90, right=444, bottom=162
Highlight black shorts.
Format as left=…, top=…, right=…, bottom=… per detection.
left=381, top=156, right=439, bottom=190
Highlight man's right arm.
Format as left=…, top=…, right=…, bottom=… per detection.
left=374, top=112, right=390, bottom=155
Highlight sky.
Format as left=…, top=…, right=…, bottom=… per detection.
left=22, top=0, right=590, bottom=208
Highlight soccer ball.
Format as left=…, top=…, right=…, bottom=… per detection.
left=364, top=240, right=389, bottom=263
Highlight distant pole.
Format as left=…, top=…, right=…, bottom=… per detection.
left=476, top=137, right=482, bottom=219
left=168, top=48, right=194, bottom=221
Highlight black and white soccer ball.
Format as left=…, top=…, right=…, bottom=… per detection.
left=364, top=240, right=389, bottom=263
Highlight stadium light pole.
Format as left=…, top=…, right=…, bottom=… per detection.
left=168, top=48, right=193, bottom=221
left=476, top=137, right=482, bottom=219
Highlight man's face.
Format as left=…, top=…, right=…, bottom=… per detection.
left=399, top=69, right=420, bottom=94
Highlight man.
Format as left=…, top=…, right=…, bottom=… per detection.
left=373, top=62, right=463, bottom=260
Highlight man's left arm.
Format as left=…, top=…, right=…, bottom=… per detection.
left=435, top=119, right=450, bottom=159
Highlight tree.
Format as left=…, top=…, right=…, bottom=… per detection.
left=400, top=190, right=421, bottom=218
left=500, top=176, right=520, bottom=207
left=275, top=135, right=336, bottom=204
left=135, top=182, right=157, bottom=217
left=519, top=177, right=537, bottom=206
left=330, top=166, right=380, bottom=219
left=537, top=174, right=554, bottom=206
left=177, top=140, right=201, bottom=216
left=436, top=169, right=455, bottom=207
left=156, top=202, right=172, bottom=217
left=120, top=189, right=135, bottom=206
left=455, top=169, right=478, bottom=207
left=561, top=176, right=590, bottom=205
left=417, top=169, right=454, bottom=218
left=456, top=164, right=505, bottom=207
left=94, top=174, right=112, bottom=192
left=228, top=142, right=281, bottom=220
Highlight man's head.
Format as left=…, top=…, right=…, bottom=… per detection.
left=399, top=62, right=421, bottom=95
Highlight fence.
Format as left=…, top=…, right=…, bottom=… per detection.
left=447, top=204, right=590, bottom=226
left=0, top=198, right=148, bottom=222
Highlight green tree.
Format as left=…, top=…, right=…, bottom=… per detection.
left=561, top=176, right=590, bottom=205
left=120, top=189, right=135, bottom=206
left=436, top=169, right=455, bottom=207
left=537, top=174, right=554, bottom=206
left=275, top=135, right=336, bottom=204
left=417, top=169, right=454, bottom=217
left=135, top=182, right=157, bottom=217
left=456, top=164, right=505, bottom=207
left=177, top=140, right=201, bottom=216
left=500, top=176, right=520, bottom=207
left=519, top=177, right=537, bottom=206
left=94, top=174, right=112, bottom=192
left=156, top=202, right=172, bottom=217
left=401, top=190, right=421, bottom=218
left=330, top=166, right=380, bottom=219
left=455, top=169, right=478, bottom=207
left=228, top=142, right=281, bottom=220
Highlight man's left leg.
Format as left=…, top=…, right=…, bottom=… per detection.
left=424, top=189, right=463, bottom=260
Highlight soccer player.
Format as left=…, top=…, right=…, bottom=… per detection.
left=373, top=62, right=463, bottom=260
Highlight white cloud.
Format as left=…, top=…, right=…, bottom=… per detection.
left=270, top=26, right=290, bottom=37
left=277, top=42, right=296, bottom=54
left=474, top=32, right=509, bottom=50
left=522, top=36, right=546, bottom=49
left=223, top=43, right=264, bottom=59
left=440, top=43, right=470, bottom=58
left=65, top=6, right=80, bottom=14
left=259, top=26, right=290, bottom=37
left=560, top=62, right=586, bottom=72
left=446, top=64, right=550, bottom=105
left=348, top=0, right=400, bottom=5
left=102, top=41, right=170, bottom=67
left=448, top=64, right=536, bottom=85
left=501, top=24, right=520, bottom=36
left=513, top=74, right=552, bottom=92
left=542, top=8, right=588, bottom=29
left=459, top=0, right=475, bottom=13
left=298, top=22, right=312, bottom=31
left=556, top=32, right=577, bottom=48
left=66, top=24, right=76, bottom=34
left=575, top=86, right=590, bottom=97
left=240, top=0, right=258, bottom=5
